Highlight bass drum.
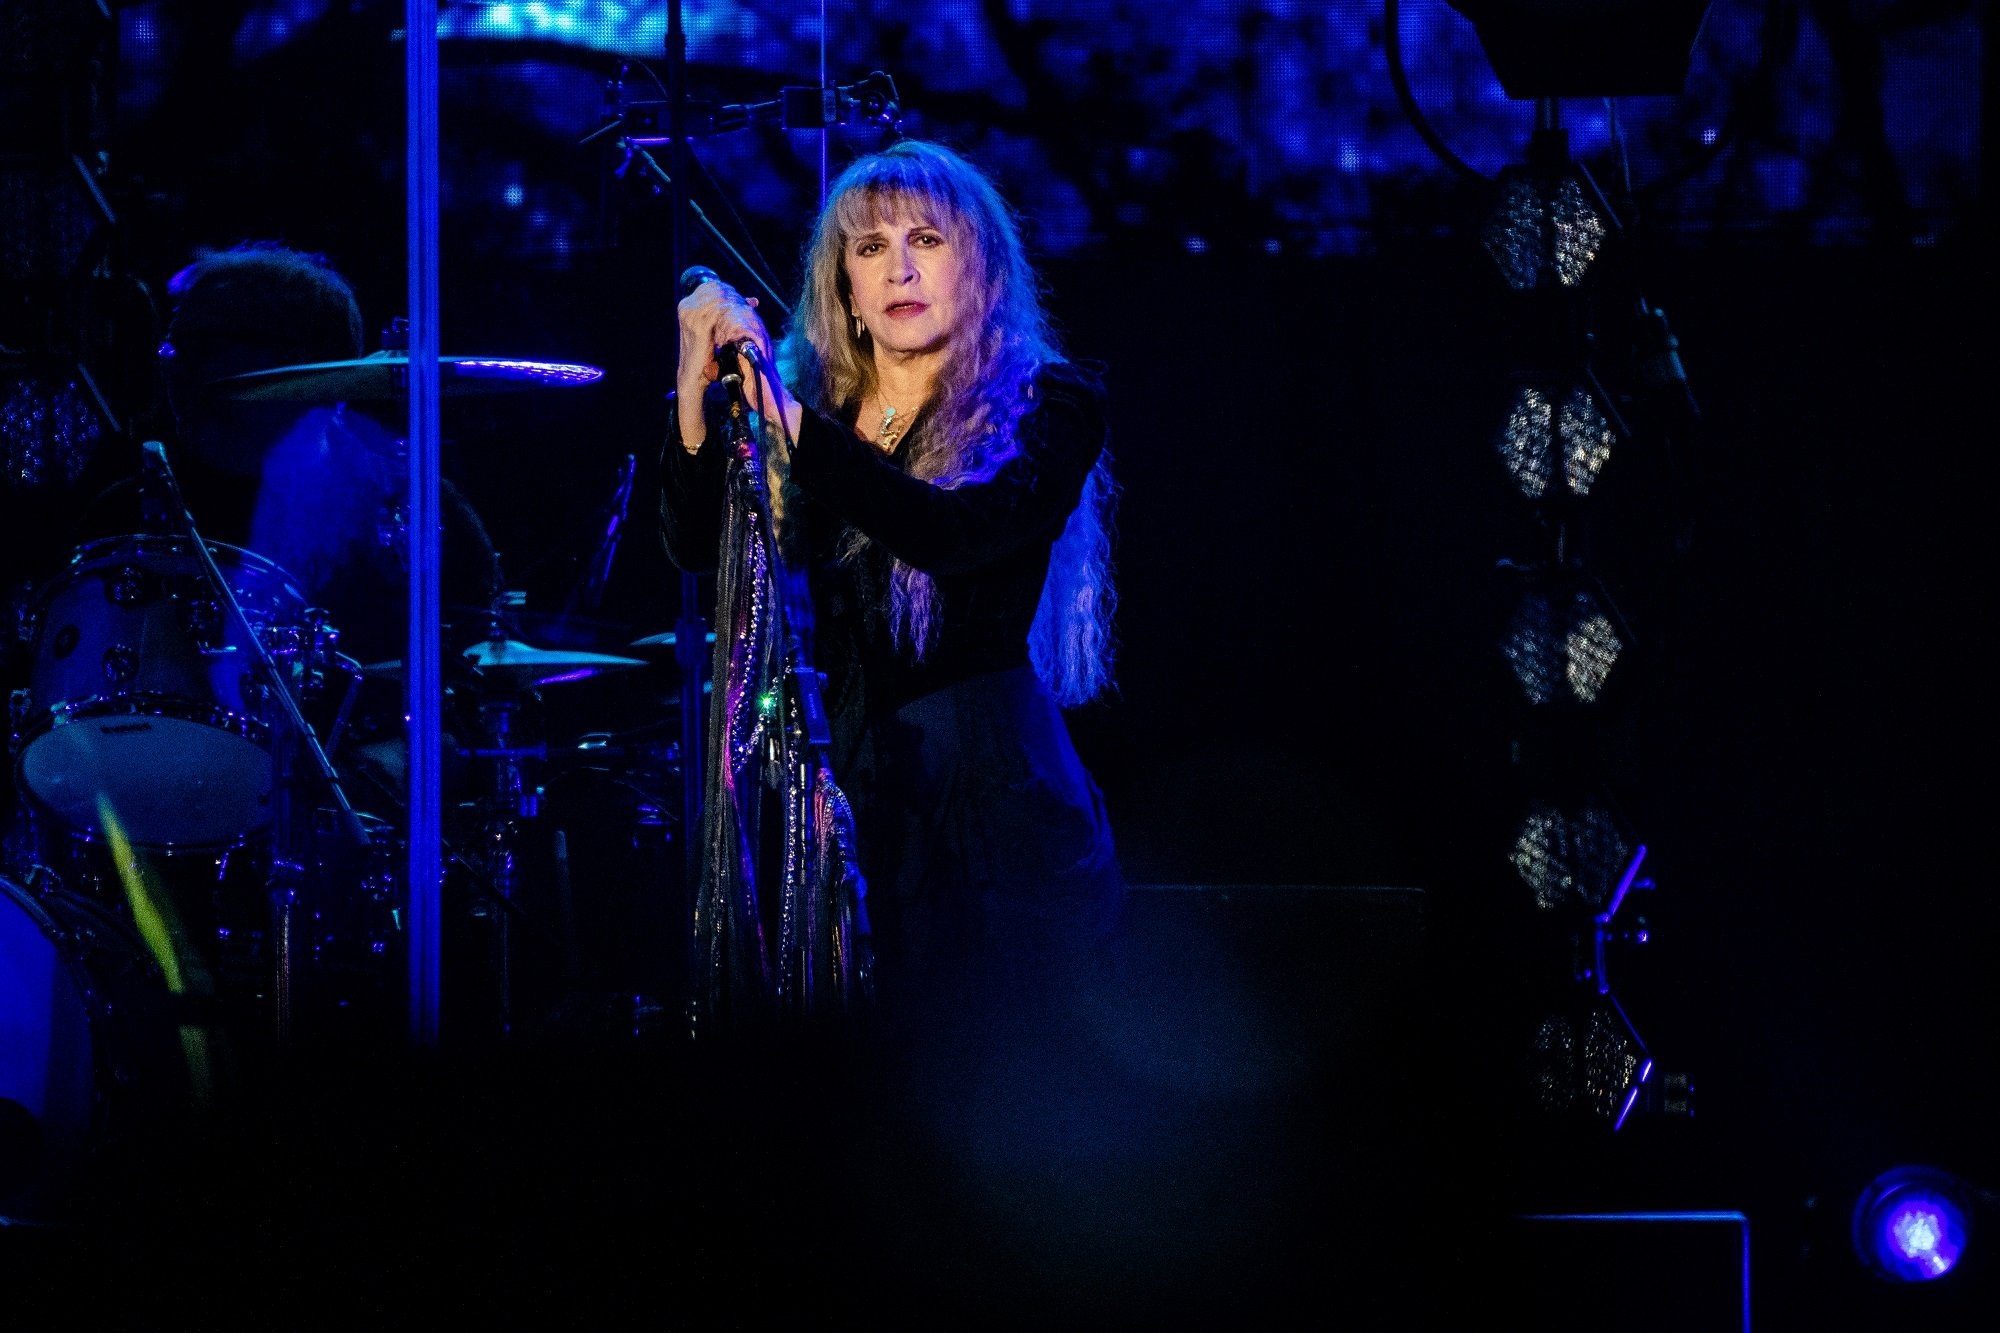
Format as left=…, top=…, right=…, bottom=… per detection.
left=0, top=873, right=187, bottom=1222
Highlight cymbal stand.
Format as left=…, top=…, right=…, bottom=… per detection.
left=462, top=594, right=544, bottom=1036
left=470, top=690, right=534, bottom=1035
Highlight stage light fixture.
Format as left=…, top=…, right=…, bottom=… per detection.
left=1530, top=995, right=1648, bottom=1123
left=1444, top=2, right=1715, bottom=100
left=1852, top=1166, right=1974, bottom=1283
left=1502, top=584, right=1623, bottom=706
left=2, top=371, right=104, bottom=489
left=1511, top=800, right=1631, bottom=912
left=1483, top=168, right=1608, bottom=292
left=1497, top=382, right=1618, bottom=499
left=0, top=154, right=111, bottom=286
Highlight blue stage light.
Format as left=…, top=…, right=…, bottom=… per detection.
left=1852, top=1166, right=1972, bottom=1283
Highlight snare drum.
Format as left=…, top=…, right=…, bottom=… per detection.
left=11, top=535, right=349, bottom=851
left=0, top=873, right=185, bottom=1221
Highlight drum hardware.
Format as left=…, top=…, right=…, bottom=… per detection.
left=419, top=589, right=678, bottom=1037
left=263, top=608, right=363, bottom=755
left=467, top=691, right=535, bottom=1033
left=180, top=591, right=223, bottom=645
left=106, top=563, right=151, bottom=606
left=100, top=644, right=137, bottom=685
left=8, top=578, right=35, bottom=649
left=318, top=655, right=365, bottom=757
left=454, top=591, right=583, bottom=1036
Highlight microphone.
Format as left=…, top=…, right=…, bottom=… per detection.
left=618, top=72, right=903, bottom=141
left=139, top=440, right=187, bottom=503
left=678, top=266, right=764, bottom=373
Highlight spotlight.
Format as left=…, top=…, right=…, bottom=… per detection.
left=1852, top=1166, right=1974, bottom=1283
left=1511, top=800, right=1631, bottom=911
left=0, top=154, right=112, bottom=285
left=1501, top=583, right=1624, bottom=706
left=1497, top=381, right=1619, bottom=499
left=1483, top=168, right=1609, bottom=292
left=1529, top=994, right=1649, bottom=1124
left=3, top=370, right=106, bottom=489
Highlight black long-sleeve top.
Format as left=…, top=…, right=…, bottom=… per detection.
left=660, top=361, right=1106, bottom=761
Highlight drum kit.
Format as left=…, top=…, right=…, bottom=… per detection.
left=1, top=351, right=694, bottom=1223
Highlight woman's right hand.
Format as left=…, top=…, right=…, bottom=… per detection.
left=676, top=278, right=773, bottom=453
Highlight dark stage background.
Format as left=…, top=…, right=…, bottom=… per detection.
left=3, top=1, right=1993, bottom=1324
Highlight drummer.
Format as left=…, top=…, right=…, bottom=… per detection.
left=87, top=241, right=502, bottom=664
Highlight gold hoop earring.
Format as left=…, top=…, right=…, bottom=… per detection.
left=852, top=311, right=866, bottom=341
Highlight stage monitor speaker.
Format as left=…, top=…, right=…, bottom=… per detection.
left=1506, top=1212, right=1751, bottom=1331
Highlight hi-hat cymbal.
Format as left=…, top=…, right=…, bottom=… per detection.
left=362, top=639, right=649, bottom=690
left=208, top=353, right=604, bottom=403
left=630, top=630, right=718, bottom=649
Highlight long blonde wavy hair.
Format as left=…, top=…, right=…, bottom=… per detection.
left=776, top=140, right=1115, bottom=707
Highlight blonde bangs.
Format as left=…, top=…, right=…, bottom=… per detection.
left=828, top=162, right=976, bottom=255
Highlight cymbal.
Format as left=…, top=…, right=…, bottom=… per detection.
left=208, top=353, right=605, bottom=403
left=630, top=630, right=719, bottom=649
left=362, top=639, right=649, bottom=689
left=464, top=638, right=648, bottom=683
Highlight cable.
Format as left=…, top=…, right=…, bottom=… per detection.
left=625, top=145, right=793, bottom=315
left=629, top=55, right=672, bottom=100
left=686, top=146, right=790, bottom=306
left=621, top=56, right=791, bottom=312
left=1383, top=0, right=1491, bottom=183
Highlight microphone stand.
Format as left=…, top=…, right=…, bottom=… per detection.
left=700, top=351, right=872, bottom=1022
left=627, top=2, right=884, bottom=1030
left=140, top=440, right=371, bottom=1047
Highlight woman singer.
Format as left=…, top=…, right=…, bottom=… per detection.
left=661, top=140, right=1121, bottom=1004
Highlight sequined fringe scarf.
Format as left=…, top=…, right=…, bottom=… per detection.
left=690, top=425, right=872, bottom=1032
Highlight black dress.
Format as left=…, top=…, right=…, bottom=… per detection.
left=660, top=361, right=1122, bottom=1000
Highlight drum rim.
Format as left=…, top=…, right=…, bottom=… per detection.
left=68, top=531, right=285, bottom=570
left=12, top=694, right=275, bottom=852
left=13, top=691, right=270, bottom=751
left=55, top=533, right=310, bottom=606
left=1, top=872, right=156, bottom=974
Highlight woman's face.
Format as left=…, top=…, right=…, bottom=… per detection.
left=842, top=203, right=972, bottom=361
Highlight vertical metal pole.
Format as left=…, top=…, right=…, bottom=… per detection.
left=406, top=0, right=444, bottom=1046
left=819, top=0, right=830, bottom=198
left=667, top=0, right=707, bottom=1023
